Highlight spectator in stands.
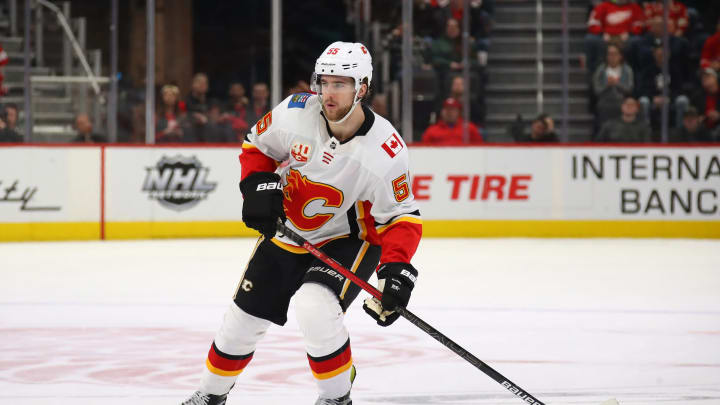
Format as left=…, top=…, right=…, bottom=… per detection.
left=0, top=43, right=8, bottom=96
left=593, top=43, right=634, bottom=125
left=436, top=0, right=493, bottom=59
left=643, top=0, right=688, bottom=37
left=420, top=97, right=483, bottom=144
left=448, top=75, right=484, bottom=125
left=72, top=113, right=106, bottom=143
left=384, top=22, right=432, bottom=80
left=670, top=106, right=715, bottom=142
left=700, top=17, right=720, bottom=71
left=0, top=103, right=22, bottom=142
left=204, top=100, right=234, bottom=143
left=185, top=73, right=211, bottom=142
left=512, top=113, right=559, bottom=143
left=156, top=84, right=187, bottom=143
left=186, top=73, right=210, bottom=115
left=690, top=68, right=720, bottom=134
left=628, top=16, right=691, bottom=82
left=413, top=0, right=447, bottom=39
left=224, top=82, right=250, bottom=142
left=596, top=96, right=652, bottom=142
left=430, top=18, right=477, bottom=96
left=245, top=82, right=271, bottom=129
left=637, top=39, right=689, bottom=130
left=584, top=0, right=645, bottom=76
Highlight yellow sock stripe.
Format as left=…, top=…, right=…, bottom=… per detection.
left=205, top=358, right=246, bottom=377
left=311, top=358, right=353, bottom=380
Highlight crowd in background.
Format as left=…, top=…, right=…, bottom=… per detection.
left=583, top=0, right=720, bottom=144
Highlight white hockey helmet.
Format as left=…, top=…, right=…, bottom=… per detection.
left=311, top=41, right=373, bottom=97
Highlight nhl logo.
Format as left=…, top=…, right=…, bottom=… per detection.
left=291, top=142, right=312, bottom=162
left=142, top=155, right=217, bottom=211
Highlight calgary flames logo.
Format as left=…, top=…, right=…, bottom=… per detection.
left=283, top=168, right=344, bottom=231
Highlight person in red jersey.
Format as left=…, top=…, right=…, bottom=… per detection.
left=420, top=97, right=483, bottom=145
left=584, top=0, right=645, bottom=76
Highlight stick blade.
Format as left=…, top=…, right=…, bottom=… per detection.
left=599, top=399, right=619, bottom=405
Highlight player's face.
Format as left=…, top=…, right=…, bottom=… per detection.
left=320, top=76, right=357, bottom=121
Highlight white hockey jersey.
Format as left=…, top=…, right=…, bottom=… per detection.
left=240, top=93, right=422, bottom=264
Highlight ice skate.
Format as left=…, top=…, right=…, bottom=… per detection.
left=180, top=391, right=227, bottom=405
left=314, top=392, right=351, bottom=405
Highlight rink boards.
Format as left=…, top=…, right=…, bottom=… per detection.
left=0, top=144, right=718, bottom=241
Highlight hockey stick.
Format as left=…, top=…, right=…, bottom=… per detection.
left=276, top=220, right=564, bottom=405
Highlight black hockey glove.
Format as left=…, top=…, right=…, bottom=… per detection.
left=363, top=262, right=418, bottom=327
left=239, top=171, right=286, bottom=239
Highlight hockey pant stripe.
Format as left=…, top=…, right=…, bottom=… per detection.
left=307, top=338, right=352, bottom=379
left=339, top=241, right=369, bottom=300
left=206, top=341, right=254, bottom=377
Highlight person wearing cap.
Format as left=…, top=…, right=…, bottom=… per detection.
left=420, top=97, right=483, bottom=144
left=670, top=106, right=715, bottom=142
left=690, top=68, right=720, bottom=133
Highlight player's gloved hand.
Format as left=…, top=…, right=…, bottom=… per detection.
left=239, top=172, right=286, bottom=239
left=363, top=262, right=418, bottom=327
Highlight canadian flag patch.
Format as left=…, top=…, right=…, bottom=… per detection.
left=381, top=133, right=404, bottom=158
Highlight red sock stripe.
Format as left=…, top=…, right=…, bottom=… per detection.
left=207, top=342, right=254, bottom=372
left=307, top=339, right=352, bottom=375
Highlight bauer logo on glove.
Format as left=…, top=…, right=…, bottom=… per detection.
left=255, top=181, right=282, bottom=191
left=363, top=262, right=418, bottom=327
left=239, top=172, right=286, bottom=239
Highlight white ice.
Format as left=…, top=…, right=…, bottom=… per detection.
left=1, top=237, right=719, bottom=405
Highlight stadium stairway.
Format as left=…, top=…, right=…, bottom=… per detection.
left=0, top=1, right=96, bottom=142
left=485, top=0, right=593, bottom=142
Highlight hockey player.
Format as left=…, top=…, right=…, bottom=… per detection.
left=181, top=41, right=423, bottom=405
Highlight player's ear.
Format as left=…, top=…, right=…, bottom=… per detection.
left=358, top=78, right=369, bottom=100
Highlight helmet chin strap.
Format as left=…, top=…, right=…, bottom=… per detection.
left=325, top=89, right=362, bottom=125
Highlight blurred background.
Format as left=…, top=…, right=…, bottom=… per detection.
left=1, top=0, right=719, bottom=146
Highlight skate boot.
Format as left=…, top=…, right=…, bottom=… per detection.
left=314, top=365, right=356, bottom=405
left=314, top=392, right=351, bottom=405
left=180, top=391, right=227, bottom=405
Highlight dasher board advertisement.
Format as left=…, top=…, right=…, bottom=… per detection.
left=0, top=146, right=101, bottom=240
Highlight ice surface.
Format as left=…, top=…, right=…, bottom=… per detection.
left=1, top=238, right=719, bottom=404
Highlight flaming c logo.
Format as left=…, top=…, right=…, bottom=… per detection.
left=283, top=168, right=344, bottom=231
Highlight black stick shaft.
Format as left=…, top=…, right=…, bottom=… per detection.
left=276, top=220, right=546, bottom=405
